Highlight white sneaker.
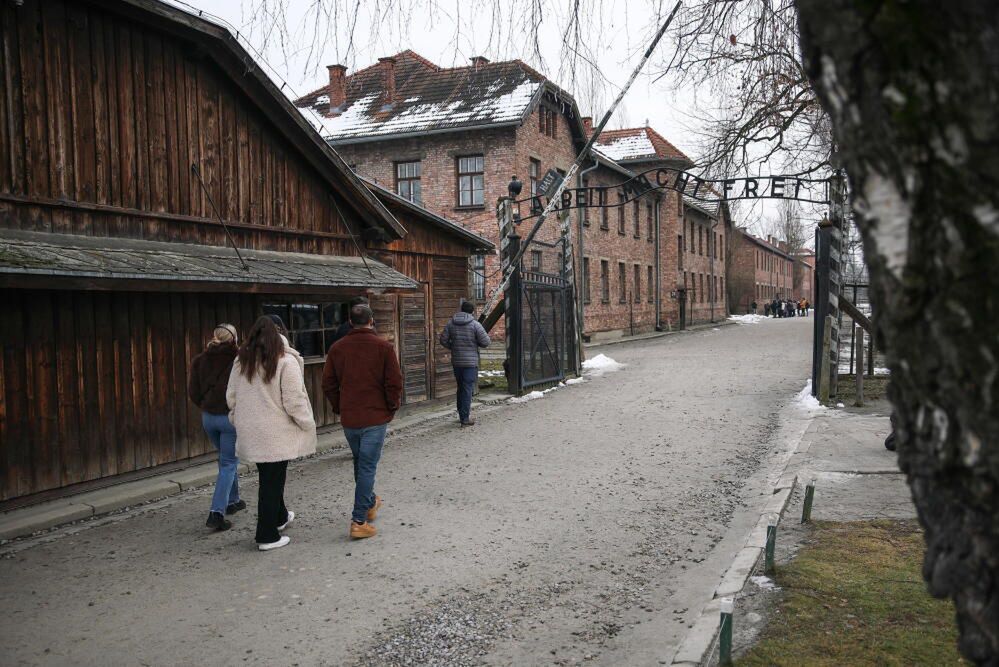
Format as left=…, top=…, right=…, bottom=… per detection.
left=278, top=511, right=295, bottom=532
left=258, top=535, right=291, bottom=551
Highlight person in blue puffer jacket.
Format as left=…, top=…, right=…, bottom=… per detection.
left=439, top=301, right=491, bottom=426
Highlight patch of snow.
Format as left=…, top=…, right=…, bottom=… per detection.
left=862, top=173, right=911, bottom=280
left=582, top=353, right=625, bottom=376
left=973, top=204, right=999, bottom=236
left=836, top=402, right=846, bottom=408
left=874, top=367, right=891, bottom=375
left=478, top=370, right=505, bottom=377
left=315, top=94, right=330, bottom=105
left=596, top=131, right=657, bottom=161
left=793, top=380, right=825, bottom=412
left=508, top=390, right=544, bottom=404
left=729, top=314, right=767, bottom=324
left=750, top=575, right=780, bottom=591
left=403, top=97, right=420, bottom=103
left=565, top=377, right=587, bottom=385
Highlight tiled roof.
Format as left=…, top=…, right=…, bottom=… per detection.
left=592, top=126, right=691, bottom=164
left=738, top=230, right=795, bottom=260
left=0, top=230, right=419, bottom=290
left=296, top=51, right=551, bottom=141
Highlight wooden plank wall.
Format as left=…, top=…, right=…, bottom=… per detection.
left=433, top=256, right=470, bottom=398
left=0, top=0, right=354, bottom=255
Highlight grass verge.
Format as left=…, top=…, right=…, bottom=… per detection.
left=737, top=520, right=965, bottom=666
left=477, top=358, right=509, bottom=393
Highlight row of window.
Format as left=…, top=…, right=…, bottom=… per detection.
left=681, top=222, right=725, bottom=261
left=583, top=193, right=656, bottom=243
left=581, top=258, right=655, bottom=305
left=682, top=272, right=725, bottom=305
left=756, top=284, right=789, bottom=301
left=756, top=249, right=791, bottom=275
left=395, top=156, right=486, bottom=208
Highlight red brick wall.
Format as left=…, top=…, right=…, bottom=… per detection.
left=728, top=230, right=797, bottom=313
left=333, top=107, right=699, bottom=338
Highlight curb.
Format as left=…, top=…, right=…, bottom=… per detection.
left=0, top=395, right=511, bottom=543
left=585, top=319, right=738, bottom=350
left=669, top=407, right=816, bottom=665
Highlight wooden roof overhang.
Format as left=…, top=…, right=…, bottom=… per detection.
left=85, top=0, right=406, bottom=243
left=0, top=230, right=420, bottom=295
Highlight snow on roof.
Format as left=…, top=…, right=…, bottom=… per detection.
left=296, top=52, right=546, bottom=141
left=592, top=126, right=691, bottom=164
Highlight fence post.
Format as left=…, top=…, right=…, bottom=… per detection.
left=855, top=325, right=865, bottom=406
left=819, top=316, right=833, bottom=403
left=505, top=232, right=524, bottom=396
left=719, top=597, right=734, bottom=666
left=802, top=478, right=816, bottom=523
left=765, top=516, right=777, bottom=575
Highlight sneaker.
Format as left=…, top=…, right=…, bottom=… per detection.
left=277, top=510, right=295, bottom=532
left=367, top=496, right=383, bottom=522
left=225, top=500, right=247, bottom=515
left=205, top=511, right=231, bottom=532
left=349, top=521, right=377, bottom=540
left=258, top=535, right=291, bottom=551
left=460, top=419, right=476, bottom=427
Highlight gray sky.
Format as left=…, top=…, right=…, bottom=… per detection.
left=182, top=0, right=817, bottom=236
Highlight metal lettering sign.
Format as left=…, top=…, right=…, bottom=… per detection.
left=520, top=167, right=830, bottom=219
left=538, top=168, right=564, bottom=199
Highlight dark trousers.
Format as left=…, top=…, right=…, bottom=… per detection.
left=453, top=366, right=477, bottom=423
left=255, top=461, right=289, bottom=544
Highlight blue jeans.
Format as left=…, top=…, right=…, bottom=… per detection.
left=343, top=424, right=387, bottom=524
left=202, top=412, right=240, bottom=514
left=453, top=366, right=477, bottom=423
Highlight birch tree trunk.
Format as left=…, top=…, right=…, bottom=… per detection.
left=796, top=1, right=999, bottom=662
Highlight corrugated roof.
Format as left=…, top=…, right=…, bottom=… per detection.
left=592, top=126, right=691, bottom=164
left=0, top=230, right=419, bottom=290
left=296, top=52, right=549, bottom=141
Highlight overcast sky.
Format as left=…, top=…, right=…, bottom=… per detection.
left=182, top=0, right=815, bottom=235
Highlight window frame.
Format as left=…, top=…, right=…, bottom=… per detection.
left=394, top=159, right=422, bottom=205
left=529, top=158, right=540, bottom=199
left=633, top=200, right=641, bottom=238
left=647, top=266, right=654, bottom=303
left=634, top=264, right=641, bottom=303
left=618, top=262, right=627, bottom=303
left=470, top=254, right=486, bottom=301
left=600, top=260, right=610, bottom=303
left=455, top=155, right=485, bottom=208
left=617, top=195, right=626, bottom=235
left=583, top=257, right=591, bottom=304
left=262, top=301, right=347, bottom=361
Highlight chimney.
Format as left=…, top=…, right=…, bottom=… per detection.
left=378, top=56, right=397, bottom=105
left=326, top=64, right=347, bottom=111
left=470, top=56, right=490, bottom=67
left=582, top=116, right=593, bottom=134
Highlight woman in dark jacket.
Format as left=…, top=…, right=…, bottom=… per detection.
left=188, top=323, right=243, bottom=531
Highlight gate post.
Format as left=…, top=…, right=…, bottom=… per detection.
left=505, top=232, right=524, bottom=395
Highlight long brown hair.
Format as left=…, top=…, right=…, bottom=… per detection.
left=238, top=316, right=284, bottom=383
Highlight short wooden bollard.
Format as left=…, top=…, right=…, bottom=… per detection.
left=764, top=517, right=777, bottom=576
left=719, top=597, right=734, bottom=666
left=801, top=478, right=816, bottom=523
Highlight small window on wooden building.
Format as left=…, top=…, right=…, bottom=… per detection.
left=395, top=160, right=422, bottom=204
left=470, top=254, right=486, bottom=300
left=263, top=302, right=346, bottom=358
left=457, top=155, right=484, bottom=207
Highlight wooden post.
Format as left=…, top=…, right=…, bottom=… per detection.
left=819, top=315, right=833, bottom=403
left=855, top=325, right=865, bottom=406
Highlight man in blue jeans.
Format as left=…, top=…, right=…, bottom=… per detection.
left=439, top=301, right=491, bottom=427
left=323, top=304, right=403, bottom=540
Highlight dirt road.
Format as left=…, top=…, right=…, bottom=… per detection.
left=0, top=317, right=814, bottom=666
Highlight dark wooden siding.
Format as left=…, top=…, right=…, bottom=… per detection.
left=432, top=256, right=469, bottom=398
left=399, top=291, right=429, bottom=403
left=0, top=0, right=356, bottom=255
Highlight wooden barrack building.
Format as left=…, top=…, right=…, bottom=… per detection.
left=0, top=0, right=492, bottom=507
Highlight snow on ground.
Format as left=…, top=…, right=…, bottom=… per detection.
left=729, top=314, right=768, bottom=324
left=582, top=353, right=625, bottom=376
left=508, top=391, right=545, bottom=404
left=874, top=367, right=891, bottom=375
left=478, top=370, right=505, bottom=378
left=750, top=575, right=780, bottom=591
left=565, top=377, right=587, bottom=385
left=793, top=380, right=826, bottom=412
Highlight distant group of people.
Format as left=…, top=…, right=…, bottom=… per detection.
left=187, top=296, right=489, bottom=551
left=750, top=297, right=810, bottom=318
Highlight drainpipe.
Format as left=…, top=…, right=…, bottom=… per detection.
left=576, top=159, right=599, bottom=340
left=654, top=194, right=663, bottom=331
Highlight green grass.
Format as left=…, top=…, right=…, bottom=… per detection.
left=834, top=375, right=890, bottom=402
left=477, top=358, right=509, bottom=393
left=737, top=520, right=965, bottom=667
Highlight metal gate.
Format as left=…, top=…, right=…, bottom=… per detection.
left=504, top=233, right=578, bottom=393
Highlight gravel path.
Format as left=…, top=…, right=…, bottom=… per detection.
left=0, top=317, right=813, bottom=666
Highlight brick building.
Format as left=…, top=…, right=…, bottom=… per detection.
left=295, top=51, right=726, bottom=338
left=795, top=250, right=816, bottom=303
left=728, top=229, right=797, bottom=313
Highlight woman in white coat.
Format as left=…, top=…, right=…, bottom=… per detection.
left=227, top=315, right=317, bottom=551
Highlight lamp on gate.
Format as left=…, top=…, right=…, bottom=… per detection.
left=508, top=175, right=523, bottom=221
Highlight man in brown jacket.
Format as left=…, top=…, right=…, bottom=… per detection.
left=322, top=304, right=403, bottom=540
